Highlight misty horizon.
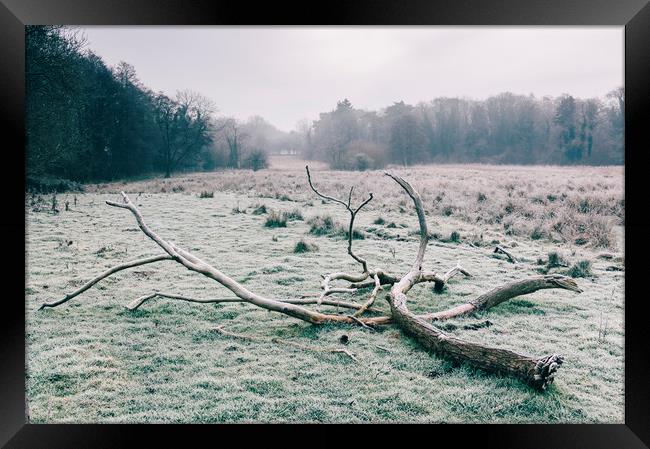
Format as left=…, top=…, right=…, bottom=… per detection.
left=79, top=26, right=623, bottom=132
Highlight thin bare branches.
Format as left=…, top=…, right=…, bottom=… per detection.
left=306, top=165, right=373, bottom=273
left=127, top=291, right=380, bottom=313
left=39, top=254, right=173, bottom=310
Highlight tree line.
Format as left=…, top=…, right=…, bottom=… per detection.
left=302, top=91, right=624, bottom=170
left=26, top=26, right=624, bottom=185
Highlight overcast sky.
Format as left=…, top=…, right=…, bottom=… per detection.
left=81, top=27, right=623, bottom=132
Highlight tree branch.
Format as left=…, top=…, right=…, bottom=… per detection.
left=39, top=254, right=173, bottom=310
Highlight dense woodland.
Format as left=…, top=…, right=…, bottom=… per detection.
left=26, top=26, right=624, bottom=184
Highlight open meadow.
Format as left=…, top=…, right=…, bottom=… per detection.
left=25, top=158, right=625, bottom=423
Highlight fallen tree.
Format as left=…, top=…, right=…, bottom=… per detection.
left=40, top=167, right=582, bottom=391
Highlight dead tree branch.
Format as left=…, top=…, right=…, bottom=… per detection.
left=40, top=170, right=583, bottom=392
left=39, top=254, right=174, bottom=310
left=127, top=291, right=380, bottom=313
left=383, top=172, right=568, bottom=391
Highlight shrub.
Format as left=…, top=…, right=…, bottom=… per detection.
left=265, top=210, right=288, bottom=228
left=199, top=191, right=214, bottom=198
left=449, top=231, right=461, bottom=243
left=373, top=217, right=386, bottom=225
left=246, top=149, right=269, bottom=172
left=353, top=153, right=371, bottom=171
left=477, top=192, right=487, bottom=202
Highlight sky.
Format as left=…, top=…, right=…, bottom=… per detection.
left=80, top=27, right=623, bottom=132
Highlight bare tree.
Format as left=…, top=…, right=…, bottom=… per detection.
left=154, top=90, right=215, bottom=177
left=219, top=118, right=248, bottom=169
left=40, top=168, right=582, bottom=391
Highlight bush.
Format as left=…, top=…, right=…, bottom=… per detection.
left=353, top=153, right=371, bottom=171
left=373, top=217, right=386, bottom=225
left=199, top=191, right=214, bottom=198
left=246, top=149, right=269, bottom=172
left=265, top=210, right=288, bottom=228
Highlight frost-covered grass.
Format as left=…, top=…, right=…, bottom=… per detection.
left=26, top=161, right=624, bottom=423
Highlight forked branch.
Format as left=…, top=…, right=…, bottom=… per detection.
left=306, top=165, right=373, bottom=273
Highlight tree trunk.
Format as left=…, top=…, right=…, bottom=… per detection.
left=389, top=290, right=563, bottom=391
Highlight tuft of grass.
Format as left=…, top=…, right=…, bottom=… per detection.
left=285, top=209, right=304, bottom=221
left=442, top=205, right=455, bottom=216
left=565, top=260, right=593, bottom=278
left=449, top=231, right=461, bottom=243
left=265, top=210, right=288, bottom=228
left=293, top=239, right=318, bottom=253
left=373, top=217, right=386, bottom=225
left=547, top=251, right=569, bottom=268
left=308, top=215, right=341, bottom=236
left=231, top=203, right=246, bottom=214
left=252, top=204, right=268, bottom=215
left=346, top=229, right=365, bottom=240
left=199, top=191, right=214, bottom=198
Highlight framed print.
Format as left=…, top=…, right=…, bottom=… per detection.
left=2, top=0, right=649, bottom=446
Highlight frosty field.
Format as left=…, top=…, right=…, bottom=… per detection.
left=25, top=161, right=625, bottom=423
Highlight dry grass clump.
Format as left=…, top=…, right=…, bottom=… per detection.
left=231, top=203, right=246, bottom=214
left=199, top=191, right=214, bottom=198
left=252, top=204, right=268, bottom=215
left=306, top=215, right=364, bottom=240
left=285, top=209, right=304, bottom=221
left=565, top=260, right=594, bottom=278
left=264, top=210, right=288, bottom=228
left=308, top=215, right=341, bottom=236
left=293, top=239, right=319, bottom=253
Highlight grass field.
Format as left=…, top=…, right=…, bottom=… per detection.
left=25, top=158, right=624, bottom=423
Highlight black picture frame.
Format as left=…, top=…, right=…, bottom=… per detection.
left=2, top=0, right=649, bottom=447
